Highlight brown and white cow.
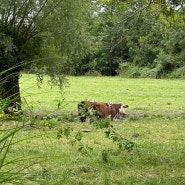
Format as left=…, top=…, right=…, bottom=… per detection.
left=78, top=101, right=128, bottom=122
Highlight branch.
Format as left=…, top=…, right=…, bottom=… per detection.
left=121, top=0, right=154, bottom=22
left=4, top=0, right=14, bottom=27
left=23, top=0, right=65, bottom=41
left=22, top=0, right=62, bottom=40
left=35, top=0, right=65, bottom=24
left=16, top=0, right=31, bottom=34
left=24, top=0, right=49, bottom=34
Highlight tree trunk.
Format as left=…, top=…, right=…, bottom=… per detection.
left=0, top=71, right=21, bottom=114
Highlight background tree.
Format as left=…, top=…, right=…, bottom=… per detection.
left=122, top=2, right=185, bottom=78
left=80, top=0, right=185, bottom=78
left=0, top=0, right=93, bottom=111
left=92, top=5, right=129, bottom=76
left=74, top=0, right=130, bottom=76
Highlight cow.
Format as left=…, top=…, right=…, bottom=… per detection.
left=78, top=101, right=128, bottom=122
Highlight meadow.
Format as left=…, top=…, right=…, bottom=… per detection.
left=1, top=74, right=185, bottom=185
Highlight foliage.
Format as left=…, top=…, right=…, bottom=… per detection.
left=75, top=1, right=130, bottom=76
left=74, top=1, right=185, bottom=78
left=0, top=122, right=46, bottom=184
left=56, top=118, right=135, bottom=154
left=167, top=66, right=185, bottom=79
left=154, top=26, right=185, bottom=77
left=0, top=0, right=93, bottom=109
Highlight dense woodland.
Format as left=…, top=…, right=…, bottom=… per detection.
left=74, top=1, right=185, bottom=78
left=0, top=0, right=185, bottom=109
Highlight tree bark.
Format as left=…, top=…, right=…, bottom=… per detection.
left=0, top=70, right=21, bottom=114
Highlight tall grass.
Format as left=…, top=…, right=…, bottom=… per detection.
left=0, top=72, right=48, bottom=184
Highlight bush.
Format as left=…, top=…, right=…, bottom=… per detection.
left=116, top=62, right=130, bottom=76
left=168, top=66, right=185, bottom=79
left=117, top=63, right=162, bottom=79
left=117, top=58, right=184, bottom=79
left=117, top=63, right=141, bottom=78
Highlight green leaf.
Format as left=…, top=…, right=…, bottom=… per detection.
left=104, top=130, right=110, bottom=138
left=64, top=126, right=71, bottom=138
left=75, top=131, right=83, bottom=141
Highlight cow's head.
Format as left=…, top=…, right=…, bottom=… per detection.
left=119, top=103, right=128, bottom=113
left=117, top=103, right=129, bottom=119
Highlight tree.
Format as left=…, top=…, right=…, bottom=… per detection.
left=76, top=0, right=130, bottom=76
left=0, top=0, right=93, bottom=112
left=72, top=0, right=185, bottom=76
left=122, top=2, right=185, bottom=78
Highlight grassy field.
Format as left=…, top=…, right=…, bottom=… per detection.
left=20, top=74, right=185, bottom=115
left=1, top=74, right=185, bottom=185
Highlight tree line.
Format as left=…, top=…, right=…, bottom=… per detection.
left=74, top=0, right=185, bottom=78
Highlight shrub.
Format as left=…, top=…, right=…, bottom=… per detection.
left=168, top=66, right=185, bottom=79
left=117, top=63, right=141, bottom=78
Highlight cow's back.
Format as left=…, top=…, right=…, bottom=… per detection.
left=92, top=102, right=111, bottom=119
left=78, top=101, right=111, bottom=121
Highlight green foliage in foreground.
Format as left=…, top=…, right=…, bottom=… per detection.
left=1, top=75, right=185, bottom=184
left=1, top=115, right=185, bottom=185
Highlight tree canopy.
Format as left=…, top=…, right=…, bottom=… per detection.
left=0, top=0, right=93, bottom=110
left=74, top=0, right=185, bottom=77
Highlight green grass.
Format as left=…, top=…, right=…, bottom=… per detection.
left=1, top=74, right=185, bottom=184
left=20, top=74, right=185, bottom=115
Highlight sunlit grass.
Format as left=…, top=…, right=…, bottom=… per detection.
left=20, top=74, right=185, bottom=115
